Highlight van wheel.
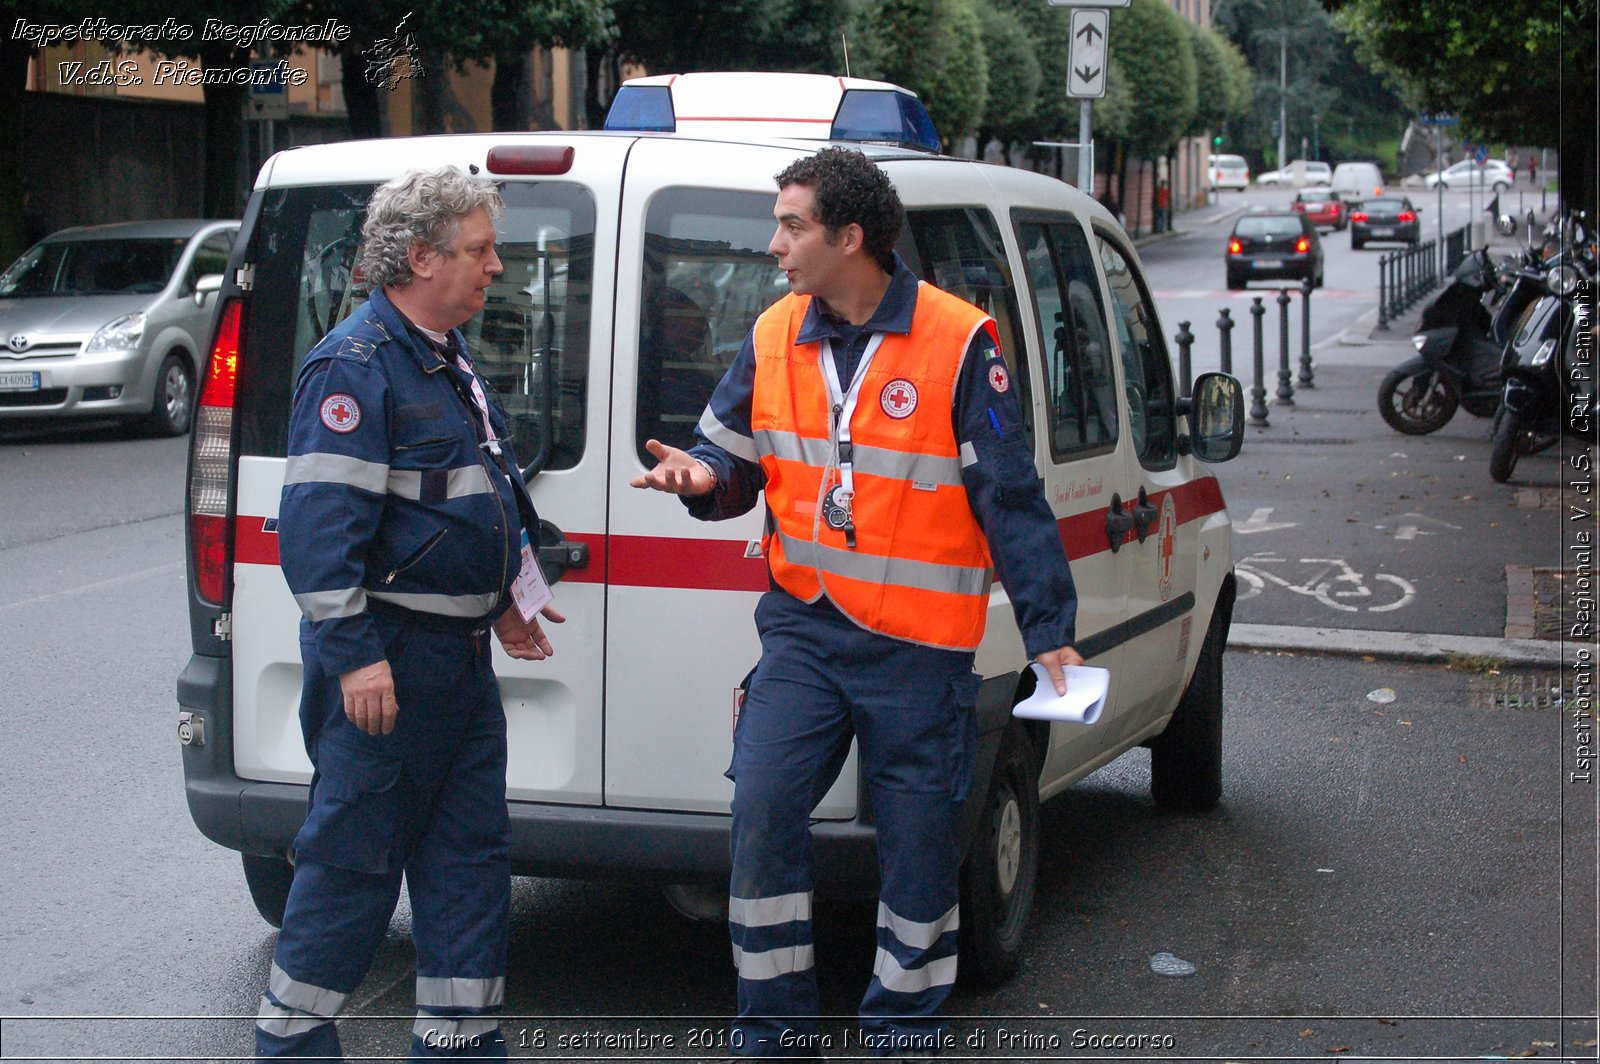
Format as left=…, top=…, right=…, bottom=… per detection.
left=1150, top=609, right=1225, bottom=811
left=958, top=721, right=1039, bottom=987
left=242, top=853, right=294, bottom=928
left=140, top=353, right=195, bottom=436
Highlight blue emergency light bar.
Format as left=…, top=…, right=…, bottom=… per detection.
left=603, top=78, right=941, bottom=154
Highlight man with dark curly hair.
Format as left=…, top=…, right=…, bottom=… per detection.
left=633, top=146, right=1080, bottom=1059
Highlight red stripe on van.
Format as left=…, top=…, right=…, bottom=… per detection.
left=230, top=477, right=1227, bottom=589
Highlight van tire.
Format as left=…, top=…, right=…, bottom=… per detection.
left=958, top=721, right=1039, bottom=987
left=242, top=853, right=294, bottom=928
left=1150, top=609, right=1224, bottom=811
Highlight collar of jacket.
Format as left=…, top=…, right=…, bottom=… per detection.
left=367, top=286, right=468, bottom=376
left=794, top=253, right=919, bottom=345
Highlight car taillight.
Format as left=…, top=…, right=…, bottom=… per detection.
left=1295, top=237, right=1310, bottom=253
left=1351, top=211, right=1368, bottom=223
left=1228, top=239, right=1243, bottom=254
left=190, top=297, right=241, bottom=606
left=1399, top=210, right=1416, bottom=223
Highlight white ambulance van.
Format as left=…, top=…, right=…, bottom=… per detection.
left=178, top=73, right=1245, bottom=985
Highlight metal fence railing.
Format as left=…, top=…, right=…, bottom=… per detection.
left=1377, top=225, right=1470, bottom=329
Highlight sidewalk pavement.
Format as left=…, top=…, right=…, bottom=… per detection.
left=1209, top=217, right=1570, bottom=669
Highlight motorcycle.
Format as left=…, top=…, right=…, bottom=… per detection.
left=1378, top=244, right=1546, bottom=435
left=1488, top=216, right=1597, bottom=482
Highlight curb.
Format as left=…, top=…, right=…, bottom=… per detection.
left=1227, top=623, right=1567, bottom=667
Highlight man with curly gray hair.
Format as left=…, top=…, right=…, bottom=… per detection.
left=258, top=166, right=562, bottom=1061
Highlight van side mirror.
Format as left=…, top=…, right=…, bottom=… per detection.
left=194, top=273, right=223, bottom=306
left=1179, top=372, right=1245, bottom=463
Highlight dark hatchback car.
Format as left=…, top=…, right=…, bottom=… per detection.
left=1226, top=211, right=1324, bottom=289
left=1349, top=196, right=1420, bottom=249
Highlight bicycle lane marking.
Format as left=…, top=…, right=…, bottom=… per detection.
left=1234, top=553, right=1417, bottom=612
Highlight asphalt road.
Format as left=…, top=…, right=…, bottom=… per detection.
left=0, top=189, right=1590, bottom=1061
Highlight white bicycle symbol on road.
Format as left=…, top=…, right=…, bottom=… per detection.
left=1234, top=553, right=1417, bottom=613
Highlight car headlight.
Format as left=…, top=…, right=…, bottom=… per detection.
left=1411, top=335, right=1427, bottom=351
left=85, top=312, right=146, bottom=353
left=1531, top=339, right=1557, bottom=366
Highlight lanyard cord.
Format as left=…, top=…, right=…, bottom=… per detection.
left=818, top=333, right=885, bottom=548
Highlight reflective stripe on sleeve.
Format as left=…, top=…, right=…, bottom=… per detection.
left=366, top=589, right=501, bottom=618
left=871, top=950, right=959, bottom=994
left=732, top=942, right=815, bottom=982
left=959, top=441, right=979, bottom=469
left=386, top=465, right=496, bottom=501
left=294, top=587, right=368, bottom=622
left=877, top=902, right=959, bottom=950
left=779, top=533, right=991, bottom=597
left=728, top=891, right=811, bottom=930
left=415, top=975, right=506, bottom=1009
left=698, top=407, right=759, bottom=463
left=284, top=452, right=390, bottom=494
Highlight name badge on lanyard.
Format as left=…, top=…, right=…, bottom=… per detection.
left=819, top=333, right=885, bottom=548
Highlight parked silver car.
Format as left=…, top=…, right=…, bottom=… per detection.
left=0, top=219, right=239, bottom=435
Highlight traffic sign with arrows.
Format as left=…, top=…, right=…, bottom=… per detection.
left=1067, top=8, right=1109, bottom=99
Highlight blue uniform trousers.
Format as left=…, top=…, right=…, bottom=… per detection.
left=257, top=610, right=511, bottom=1061
left=727, top=591, right=979, bottom=1058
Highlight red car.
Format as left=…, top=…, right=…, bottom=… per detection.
left=1291, top=187, right=1346, bottom=231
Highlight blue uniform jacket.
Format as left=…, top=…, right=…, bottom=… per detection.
left=685, top=258, right=1078, bottom=657
left=280, top=287, right=529, bottom=677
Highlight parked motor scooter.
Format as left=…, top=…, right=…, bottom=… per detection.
left=1488, top=217, right=1596, bottom=482
left=1377, top=244, right=1544, bottom=434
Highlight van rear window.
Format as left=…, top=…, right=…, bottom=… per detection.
left=239, top=182, right=595, bottom=473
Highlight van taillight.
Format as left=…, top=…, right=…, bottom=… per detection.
left=190, top=298, right=241, bottom=606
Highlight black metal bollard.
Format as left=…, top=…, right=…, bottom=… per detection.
left=1378, top=254, right=1390, bottom=330
left=1217, top=308, right=1235, bottom=375
left=1299, top=277, right=1315, bottom=387
left=1276, top=288, right=1295, bottom=404
left=1249, top=296, right=1269, bottom=426
left=1175, top=320, right=1194, bottom=399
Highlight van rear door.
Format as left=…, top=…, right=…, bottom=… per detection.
left=230, top=137, right=628, bottom=809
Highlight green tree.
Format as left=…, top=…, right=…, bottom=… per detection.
left=1110, top=0, right=1196, bottom=155
left=589, top=0, right=846, bottom=127
left=1325, top=0, right=1595, bottom=213
left=855, top=0, right=989, bottom=147
left=974, top=4, right=1039, bottom=163
left=1187, top=21, right=1251, bottom=140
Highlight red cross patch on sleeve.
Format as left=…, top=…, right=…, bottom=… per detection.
left=319, top=393, right=362, bottom=433
left=987, top=363, right=1011, bottom=394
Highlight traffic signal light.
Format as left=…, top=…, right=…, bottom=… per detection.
left=1213, top=135, right=1223, bottom=147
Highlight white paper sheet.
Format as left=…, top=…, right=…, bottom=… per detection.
left=1011, top=663, right=1110, bottom=725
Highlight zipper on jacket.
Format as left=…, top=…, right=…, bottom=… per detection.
left=384, top=528, right=448, bottom=585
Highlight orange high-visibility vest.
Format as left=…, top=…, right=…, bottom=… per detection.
left=751, top=282, right=996, bottom=650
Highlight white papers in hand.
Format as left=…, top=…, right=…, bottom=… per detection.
left=1011, top=663, right=1110, bottom=725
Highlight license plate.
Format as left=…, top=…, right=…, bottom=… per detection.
left=0, top=371, right=41, bottom=391
left=1255, top=259, right=1283, bottom=268
left=1371, top=227, right=1394, bottom=237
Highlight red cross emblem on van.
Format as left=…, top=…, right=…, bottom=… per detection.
left=319, top=393, right=362, bottom=433
left=880, top=378, right=918, bottom=419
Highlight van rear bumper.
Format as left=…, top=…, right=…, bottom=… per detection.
left=181, top=653, right=882, bottom=883
left=184, top=772, right=882, bottom=884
